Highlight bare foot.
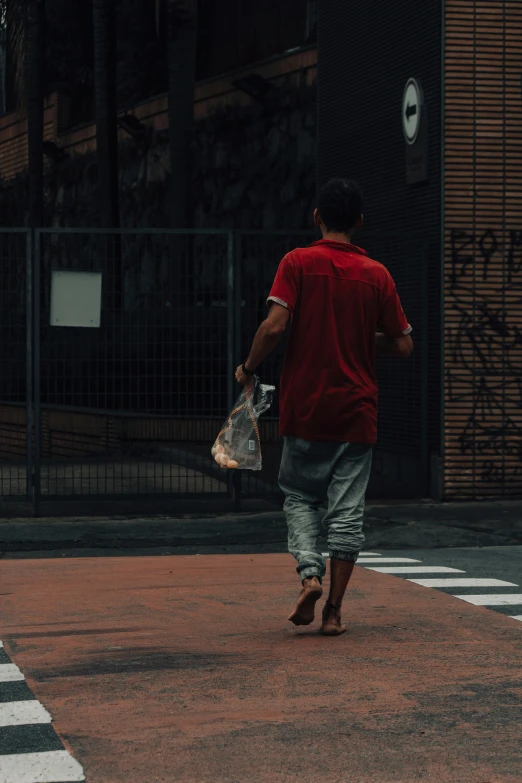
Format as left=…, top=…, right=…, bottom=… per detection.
left=321, top=602, right=347, bottom=636
left=288, top=577, right=323, bottom=626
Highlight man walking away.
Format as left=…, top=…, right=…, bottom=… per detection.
left=235, top=178, right=413, bottom=636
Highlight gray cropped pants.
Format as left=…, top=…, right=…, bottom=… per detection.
left=279, top=437, right=372, bottom=582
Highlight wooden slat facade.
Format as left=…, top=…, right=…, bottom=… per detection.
left=444, top=0, right=522, bottom=497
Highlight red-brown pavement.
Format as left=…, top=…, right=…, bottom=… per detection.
left=1, top=553, right=521, bottom=783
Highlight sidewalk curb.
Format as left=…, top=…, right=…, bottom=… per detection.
left=1, top=500, right=522, bottom=552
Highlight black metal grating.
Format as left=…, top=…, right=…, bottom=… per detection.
left=317, top=0, right=443, bottom=496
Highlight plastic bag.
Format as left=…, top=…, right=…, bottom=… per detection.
left=212, top=377, right=275, bottom=471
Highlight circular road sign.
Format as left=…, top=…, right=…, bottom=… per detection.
left=402, top=78, right=422, bottom=145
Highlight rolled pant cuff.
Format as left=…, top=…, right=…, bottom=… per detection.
left=297, top=567, right=323, bottom=583
left=329, top=550, right=359, bottom=563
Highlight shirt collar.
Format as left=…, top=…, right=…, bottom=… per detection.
left=309, top=239, right=368, bottom=257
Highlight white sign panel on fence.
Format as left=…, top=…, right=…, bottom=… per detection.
left=50, top=270, right=102, bottom=328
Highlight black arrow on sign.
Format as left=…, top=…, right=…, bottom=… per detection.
left=405, top=102, right=417, bottom=119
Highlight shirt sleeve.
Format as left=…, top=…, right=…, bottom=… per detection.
left=378, top=272, right=412, bottom=338
left=267, top=253, right=299, bottom=314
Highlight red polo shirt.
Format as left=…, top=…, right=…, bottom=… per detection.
left=268, top=239, right=411, bottom=444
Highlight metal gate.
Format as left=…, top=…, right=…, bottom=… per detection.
left=0, top=228, right=314, bottom=515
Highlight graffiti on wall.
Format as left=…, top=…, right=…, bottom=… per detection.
left=447, top=228, right=522, bottom=485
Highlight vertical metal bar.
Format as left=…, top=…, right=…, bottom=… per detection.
left=226, top=230, right=235, bottom=411
left=25, top=230, right=33, bottom=502
left=501, top=0, right=507, bottom=498
left=420, top=244, right=429, bottom=495
left=33, top=229, right=41, bottom=517
left=233, top=231, right=243, bottom=511
left=234, top=232, right=242, bottom=379
left=226, top=231, right=235, bottom=502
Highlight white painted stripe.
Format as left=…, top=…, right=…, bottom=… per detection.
left=0, top=751, right=85, bottom=782
left=0, top=663, right=25, bottom=682
left=509, top=615, right=522, bottom=621
left=357, top=557, right=421, bottom=564
left=455, top=594, right=522, bottom=606
left=366, top=566, right=465, bottom=574
left=0, top=700, right=52, bottom=727
left=408, top=578, right=519, bottom=588
left=321, top=552, right=382, bottom=558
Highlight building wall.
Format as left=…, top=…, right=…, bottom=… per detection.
left=0, top=47, right=316, bottom=185
left=198, top=0, right=315, bottom=78
left=443, top=0, right=522, bottom=498
left=0, top=95, right=60, bottom=183
left=317, top=0, right=443, bottom=498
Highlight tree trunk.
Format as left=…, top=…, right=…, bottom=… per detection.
left=26, top=0, right=45, bottom=227
left=167, top=0, right=198, bottom=228
left=92, top=0, right=119, bottom=228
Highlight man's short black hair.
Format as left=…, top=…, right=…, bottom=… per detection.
left=317, top=178, right=363, bottom=233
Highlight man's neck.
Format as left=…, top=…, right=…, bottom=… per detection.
left=321, top=230, right=352, bottom=244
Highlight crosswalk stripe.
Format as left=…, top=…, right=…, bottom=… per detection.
left=357, top=557, right=421, bottom=564
left=455, top=594, right=522, bottom=606
left=321, top=552, right=383, bottom=558
left=0, top=750, right=85, bottom=782
left=0, top=664, right=25, bottom=683
left=366, top=566, right=465, bottom=574
left=0, top=701, right=52, bottom=728
left=408, top=578, right=519, bottom=588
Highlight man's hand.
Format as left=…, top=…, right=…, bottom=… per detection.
left=235, top=365, right=253, bottom=387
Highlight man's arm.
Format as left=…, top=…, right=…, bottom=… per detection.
left=375, top=332, right=413, bottom=358
left=235, top=303, right=290, bottom=385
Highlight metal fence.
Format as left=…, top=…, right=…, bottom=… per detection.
left=0, top=227, right=433, bottom=515
left=0, top=228, right=314, bottom=515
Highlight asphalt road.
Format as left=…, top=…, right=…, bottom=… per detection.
left=0, top=546, right=521, bottom=782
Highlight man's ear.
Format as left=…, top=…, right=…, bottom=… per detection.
left=313, top=208, right=322, bottom=227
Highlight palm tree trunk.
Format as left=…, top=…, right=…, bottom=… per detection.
left=92, top=0, right=119, bottom=228
left=167, top=0, right=197, bottom=228
left=26, top=0, right=45, bottom=227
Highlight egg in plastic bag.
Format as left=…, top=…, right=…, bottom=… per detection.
left=211, top=377, right=275, bottom=471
